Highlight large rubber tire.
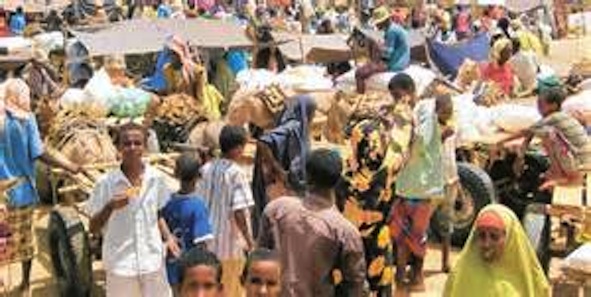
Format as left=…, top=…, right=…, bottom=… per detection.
left=522, top=203, right=551, bottom=274
left=431, top=162, right=496, bottom=246
left=48, top=207, right=93, bottom=297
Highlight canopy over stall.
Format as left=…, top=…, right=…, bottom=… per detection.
left=70, top=18, right=254, bottom=56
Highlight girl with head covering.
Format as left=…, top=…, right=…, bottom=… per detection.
left=251, top=95, right=316, bottom=237
left=480, top=38, right=516, bottom=96
left=335, top=118, right=395, bottom=297
left=444, top=204, right=550, bottom=297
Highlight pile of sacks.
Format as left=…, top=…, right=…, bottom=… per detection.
left=236, top=65, right=334, bottom=91
left=335, top=65, right=437, bottom=97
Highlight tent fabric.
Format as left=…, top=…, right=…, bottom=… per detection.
left=427, top=32, right=490, bottom=78
left=70, top=18, right=253, bottom=56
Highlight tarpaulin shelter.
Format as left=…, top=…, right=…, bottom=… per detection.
left=70, top=18, right=254, bottom=56
left=427, top=32, right=490, bottom=78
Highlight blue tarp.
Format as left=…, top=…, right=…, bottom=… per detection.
left=427, top=33, right=490, bottom=79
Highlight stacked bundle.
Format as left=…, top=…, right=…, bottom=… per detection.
left=47, top=105, right=117, bottom=167
left=151, top=93, right=206, bottom=151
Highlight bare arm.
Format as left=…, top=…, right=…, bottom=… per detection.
left=234, top=209, right=254, bottom=251
left=158, top=215, right=181, bottom=258
left=38, top=148, right=79, bottom=174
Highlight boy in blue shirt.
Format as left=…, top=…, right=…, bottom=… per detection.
left=157, top=0, right=173, bottom=19
left=9, top=7, right=26, bottom=35
left=162, top=153, right=214, bottom=293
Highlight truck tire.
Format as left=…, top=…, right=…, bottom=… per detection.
left=431, top=162, right=496, bottom=246
left=48, top=207, right=93, bottom=297
left=522, top=203, right=551, bottom=274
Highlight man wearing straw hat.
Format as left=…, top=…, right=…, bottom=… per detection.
left=355, top=5, right=410, bottom=94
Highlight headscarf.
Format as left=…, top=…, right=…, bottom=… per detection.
left=3, top=78, right=32, bottom=119
left=251, top=95, right=316, bottom=237
left=490, top=37, right=511, bottom=63
left=443, top=204, right=550, bottom=297
left=166, top=35, right=197, bottom=84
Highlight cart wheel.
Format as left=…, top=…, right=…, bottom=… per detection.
left=522, top=203, right=551, bottom=274
left=431, top=162, right=496, bottom=246
left=48, top=207, right=93, bottom=297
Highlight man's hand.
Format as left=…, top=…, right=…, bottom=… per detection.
left=441, top=127, right=455, bottom=141
left=166, top=236, right=182, bottom=258
left=108, top=193, right=130, bottom=211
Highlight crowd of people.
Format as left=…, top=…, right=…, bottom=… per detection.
left=0, top=1, right=588, bottom=297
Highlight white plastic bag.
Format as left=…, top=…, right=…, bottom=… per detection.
left=83, top=68, right=116, bottom=110
left=563, top=243, right=591, bottom=274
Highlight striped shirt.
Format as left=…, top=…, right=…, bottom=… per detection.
left=197, top=158, right=254, bottom=260
left=531, top=111, right=591, bottom=167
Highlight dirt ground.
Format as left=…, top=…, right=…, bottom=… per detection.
left=0, top=36, right=589, bottom=297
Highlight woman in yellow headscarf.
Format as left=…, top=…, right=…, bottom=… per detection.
left=443, top=204, right=550, bottom=297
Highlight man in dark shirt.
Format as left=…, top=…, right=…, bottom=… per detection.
left=259, top=149, right=366, bottom=297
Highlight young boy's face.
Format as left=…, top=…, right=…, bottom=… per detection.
left=180, top=265, right=222, bottom=297
left=389, top=88, right=413, bottom=105
left=245, top=260, right=281, bottom=297
left=536, top=97, right=557, bottom=117
left=119, top=129, right=146, bottom=161
left=436, top=102, right=453, bottom=125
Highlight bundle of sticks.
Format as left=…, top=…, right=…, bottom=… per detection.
left=53, top=153, right=180, bottom=196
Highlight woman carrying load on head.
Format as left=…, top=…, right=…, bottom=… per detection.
left=251, top=95, right=316, bottom=237
left=335, top=118, right=396, bottom=297
left=162, top=36, right=223, bottom=120
left=444, top=204, right=550, bottom=297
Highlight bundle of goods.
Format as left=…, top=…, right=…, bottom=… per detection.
left=276, top=66, right=333, bottom=92
left=82, top=68, right=153, bottom=118
left=150, top=94, right=206, bottom=151
left=54, top=153, right=180, bottom=198
left=47, top=104, right=116, bottom=167
left=335, top=65, right=437, bottom=98
left=236, top=66, right=334, bottom=92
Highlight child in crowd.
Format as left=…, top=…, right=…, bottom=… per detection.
left=241, top=248, right=282, bottom=297
left=503, top=87, right=591, bottom=190
left=178, top=247, right=224, bottom=297
left=198, top=125, right=255, bottom=297
left=389, top=75, right=446, bottom=292
left=157, top=0, right=173, bottom=18
left=434, top=94, right=459, bottom=273
left=162, top=153, right=214, bottom=294
left=9, top=7, right=26, bottom=35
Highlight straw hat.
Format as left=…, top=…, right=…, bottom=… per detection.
left=371, top=6, right=390, bottom=27
left=104, top=55, right=126, bottom=70
left=31, top=47, right=49, bottom=63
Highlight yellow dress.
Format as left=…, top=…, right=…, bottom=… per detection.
left=444, top=204, right=550, bottom=297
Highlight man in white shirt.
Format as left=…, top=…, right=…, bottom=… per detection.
left=510, top=38, right=539, bottom=98
left=87, top=123, right=177, bottom=297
